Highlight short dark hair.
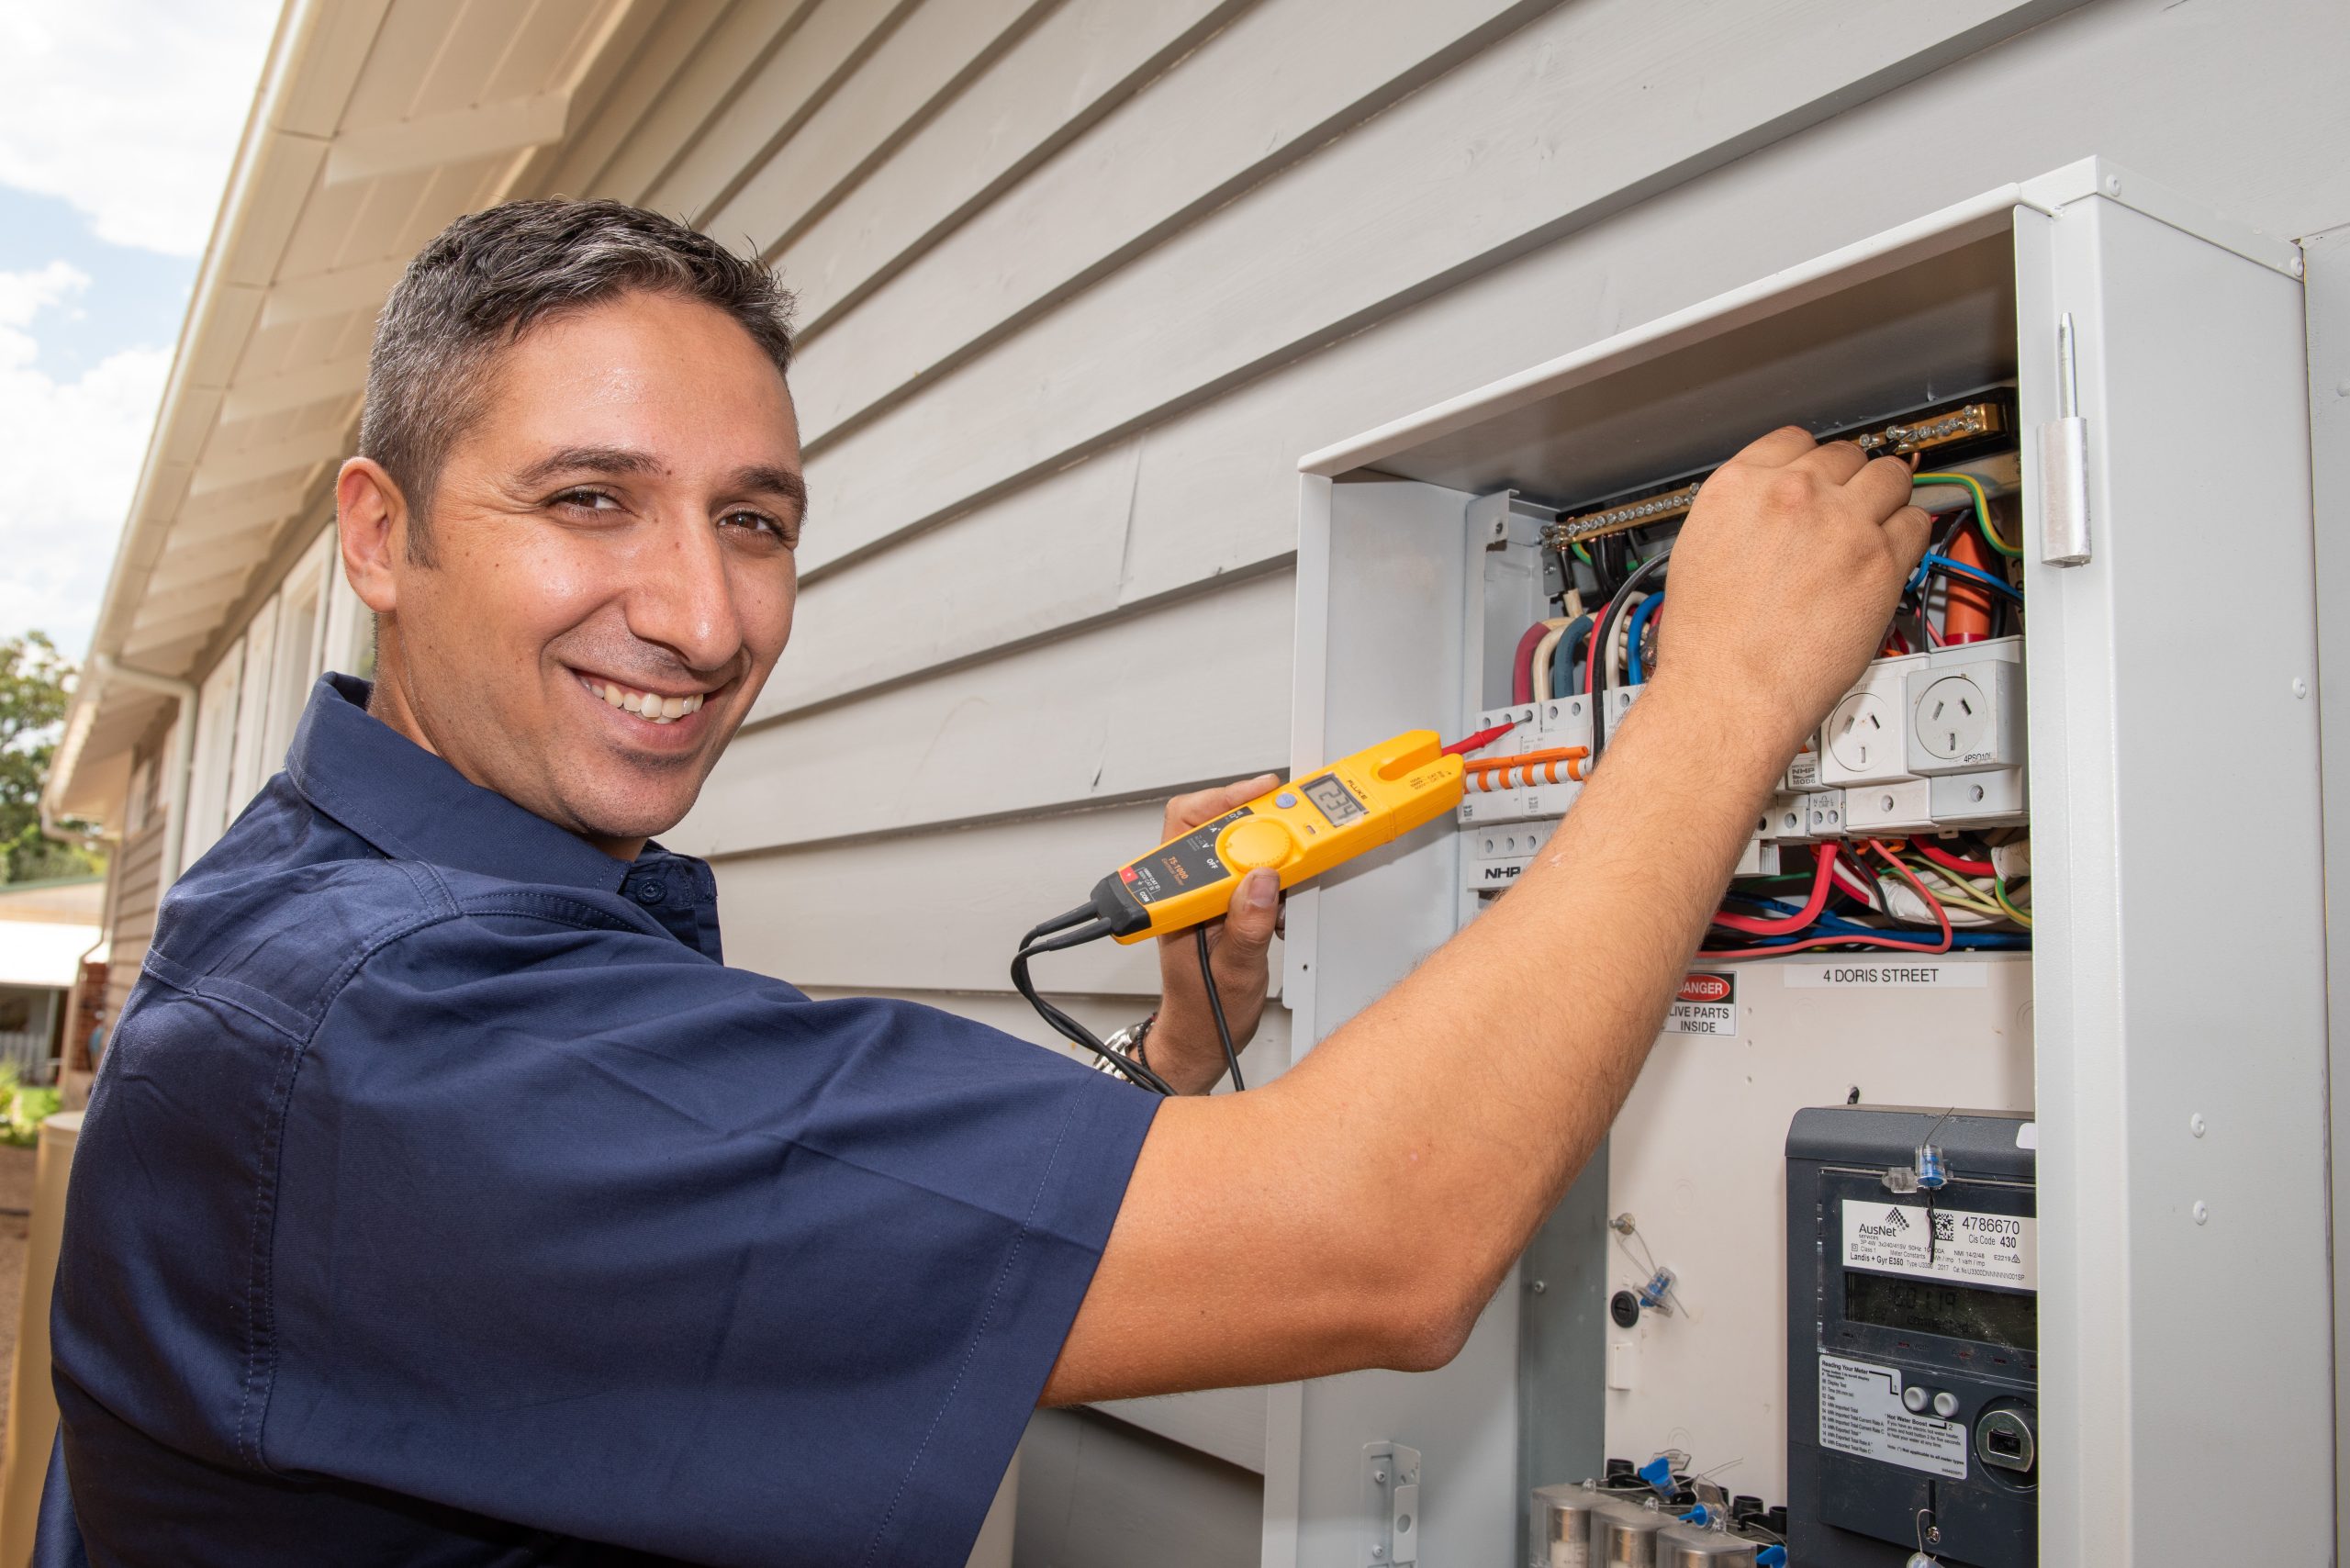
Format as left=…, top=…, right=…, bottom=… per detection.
left=358, top=198, right=795, bottom=562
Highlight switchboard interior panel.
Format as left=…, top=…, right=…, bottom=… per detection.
left=1275, top=161, right=2328, bottom=1568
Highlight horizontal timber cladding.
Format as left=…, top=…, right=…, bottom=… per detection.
left=780, top=0, right=2087, bottom=577
left=769, top=0, right=1249, bottom=332
left=104, top=823, right=168, bottom=1025
left=708, top=801, right=1287, bottom=997
left=676, top=565, right=1292, bottom=858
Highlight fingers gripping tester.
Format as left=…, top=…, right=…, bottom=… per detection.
left=1013, top=731, right=1481, bottom=1094
left=1098, top=730, right=1468, bottom=942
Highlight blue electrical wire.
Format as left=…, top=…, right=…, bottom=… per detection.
left=1624, top=590, right=1665, bottom=684
left=1550, top=614, right=1594, bottom=700
left=1911, top=552, right=2022, bottom=602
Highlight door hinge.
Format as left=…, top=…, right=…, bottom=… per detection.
left=2039, top=311, right=2091, bottom=567
left=1363, top=1441, right=1421, bottom=1565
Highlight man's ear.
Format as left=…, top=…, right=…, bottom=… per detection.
left=337, top=457, right=410, bottom=614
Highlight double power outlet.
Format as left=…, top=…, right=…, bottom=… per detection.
left=1803, top=634, right=2026, bottom=838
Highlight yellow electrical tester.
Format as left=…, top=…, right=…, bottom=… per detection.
left=1087, top=730, right=1468, bottom=943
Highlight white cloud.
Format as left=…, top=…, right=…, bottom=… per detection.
left=0, top=2, right=281, bottom=258
left=0, top=262, right=170, bottom=655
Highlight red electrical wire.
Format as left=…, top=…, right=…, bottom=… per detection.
left=1712, top=844, right=1836, bottom=935
left=1442, top=722, right=1518, bottom=757
left=1706, top=840, right=1953, bottom=962
left=1511, top=622, right=1552, bottom=705
left=1914, top=840, right=1995, bottom=878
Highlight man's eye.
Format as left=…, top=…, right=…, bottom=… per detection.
left=551, top=488, right=621, bottom=513
left=722, top=510, right=797, bottom=548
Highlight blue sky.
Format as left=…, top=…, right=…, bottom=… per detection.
left=0, top=2, right=279, bottom=661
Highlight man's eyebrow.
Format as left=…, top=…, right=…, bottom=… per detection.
left=513, top=445, right=666, bottom=487
left=728, top=465, right=809, bottom=518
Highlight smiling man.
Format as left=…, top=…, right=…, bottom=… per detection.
left=39, top=200, right=1924, bottom=1567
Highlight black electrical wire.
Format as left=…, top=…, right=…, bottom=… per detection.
left=1022, top=902, right=1098, bottom=948
left=1012, top=921, right=1176, bottom=1095
left=1195, top=925, right=1245, bottom=1092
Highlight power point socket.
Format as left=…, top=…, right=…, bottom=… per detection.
left=1820, top=653, right=1924, bottom=788
left=1906, top=655, right=2023, bottom=777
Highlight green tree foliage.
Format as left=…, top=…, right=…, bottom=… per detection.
left=0, top=633, right=102, bottom=884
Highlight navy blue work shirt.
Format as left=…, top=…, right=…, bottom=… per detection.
left=40, top=675, right=1158, bottom=1567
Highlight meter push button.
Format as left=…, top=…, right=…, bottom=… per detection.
left=1274, top=791, right=1298, bottom=809
left=1931, top=1391, right=1960, bottom=1419
left=1901, top=1385, right=1930, bottom=1415
left=1218, top=816, right=1296, bottom=872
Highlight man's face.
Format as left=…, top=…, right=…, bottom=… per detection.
left=355, top=291, right=803, bottom=853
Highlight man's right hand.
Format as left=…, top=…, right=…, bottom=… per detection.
left=1651, top=426, right=1932, bottom=762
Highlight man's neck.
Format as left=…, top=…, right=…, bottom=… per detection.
left=364, top=647, right=647, bottom=863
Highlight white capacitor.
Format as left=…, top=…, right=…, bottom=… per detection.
left=1657, top=1523, right=1758, bottom=1567
left=1592, top=1499, right=1669, bottom=1568
left=1530, top=1482, right=1607, bottom=1568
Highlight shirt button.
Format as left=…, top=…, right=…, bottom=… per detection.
left=632, top=880, right=668, bottom=904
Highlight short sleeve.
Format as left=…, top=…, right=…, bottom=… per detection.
left=261, top=907, right=1158, bottom=1567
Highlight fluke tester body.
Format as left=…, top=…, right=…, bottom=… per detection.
left=1087, top=730, right=1467, bottom=942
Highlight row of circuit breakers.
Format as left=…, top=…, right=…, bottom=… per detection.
left=1459, top=634, right=2024, bottom=890
left=1531, top=1109, right=2038, bottom=1567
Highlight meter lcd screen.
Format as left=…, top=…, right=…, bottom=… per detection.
left=1843, top=1270, right=2036, bottom=1351
left=1300, top=773, right=1367, bottom=825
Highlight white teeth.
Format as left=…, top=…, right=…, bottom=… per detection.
left=583, top=676, right=708, bottom=722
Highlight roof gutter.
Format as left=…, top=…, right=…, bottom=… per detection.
left=43, top=0, right=323, bottom=813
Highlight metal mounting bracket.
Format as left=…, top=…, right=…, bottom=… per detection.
left=1362, top=1441, right=1421, bottom=1565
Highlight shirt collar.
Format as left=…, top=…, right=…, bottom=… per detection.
left=285, top=674, right=641, bottom=895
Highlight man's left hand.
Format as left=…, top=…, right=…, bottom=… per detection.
left=1147, top=773, right=1282, bottom=1094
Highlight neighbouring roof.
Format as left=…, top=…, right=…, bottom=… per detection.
left=0, top=878, right=107, bottom=924
left=0, top=879, right=104, bottom=987
left=45, top=0, right=644, bottom=825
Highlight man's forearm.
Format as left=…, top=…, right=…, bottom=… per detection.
left=1046, top=431, right=1928, bottom=1405
left=1281, top=674, right=1787, bottom=1336
left=1046, top=678, right=1786, bottom=1401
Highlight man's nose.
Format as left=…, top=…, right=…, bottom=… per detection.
left=625, top=513, right=745, bottom=674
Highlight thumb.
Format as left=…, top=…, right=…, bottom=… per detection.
left=1215, top=869, right=1281, bottom=969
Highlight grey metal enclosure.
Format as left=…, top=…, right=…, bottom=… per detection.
left=1274, top=160, right=2328, bottom=1566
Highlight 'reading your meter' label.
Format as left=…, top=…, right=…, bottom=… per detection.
left=1843, top=1199, right=2036, bottom=1291
left=1818, top=1353, right=1969, bottom=1480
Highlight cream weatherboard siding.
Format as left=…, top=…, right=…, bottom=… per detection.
left=62, top=0, right=2350, bottom=1559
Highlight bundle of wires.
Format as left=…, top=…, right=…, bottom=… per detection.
left=1583, top=545, right=1672, bottom=760
left=1704, top=837, right=2031, bottom=960
left=1904, top=472, right=2024, bottom=646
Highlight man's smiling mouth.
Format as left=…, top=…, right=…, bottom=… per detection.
left=576, top=674, right=710, bottom=724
